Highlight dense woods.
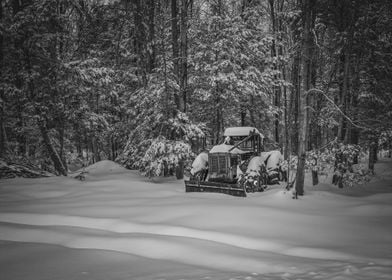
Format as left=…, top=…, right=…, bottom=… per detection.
left=1, top=0, right=391, bottom=192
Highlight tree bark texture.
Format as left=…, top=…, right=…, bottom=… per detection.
left=179, top=0, right=188, bottom=113
left=132, top=0, right=146, bottom=84
left=290, top=52, right=301, bottom=155
left=146, top=0, right=155, bottom=73
left=171, top=0, right=181, bottom=111
left=39, top=123, right=67, bottom=176
left=269, top=0, right=282, bottom=144
left=368, top=139, right=377, bottom=174
left=0, top=0, right=7, bottom=157
left=295, top=0, right=315, bottom=196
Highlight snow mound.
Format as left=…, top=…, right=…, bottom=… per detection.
left=83, top=160, right=127, bottom=174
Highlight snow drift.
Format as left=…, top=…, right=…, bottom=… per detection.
left=1, top=159, right=392, bottom=280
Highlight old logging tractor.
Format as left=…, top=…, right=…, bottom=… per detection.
left=185, top=127, right=284, bottom=197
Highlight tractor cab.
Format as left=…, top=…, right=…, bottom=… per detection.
left=222, top=126, right=264, bottom=156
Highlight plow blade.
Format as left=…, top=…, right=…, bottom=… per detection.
left=185, top=180, right=246, bottom=197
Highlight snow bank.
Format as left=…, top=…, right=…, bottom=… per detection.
left=1, top=158, right=392, bottom=280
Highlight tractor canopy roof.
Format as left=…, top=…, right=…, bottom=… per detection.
left=209, top=144, right=246, bottom=154
left=223, top=127, right=264, bottom=138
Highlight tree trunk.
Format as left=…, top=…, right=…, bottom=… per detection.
left=171, top=0, right=181, bottom=109
left=368, top=139, right=376, bottom=174
left=132, top=0, right=146, bottom=84
left=40, top=123, right=67, bottom=176
left=215, top=95, right=222, bottom=145
left=269, top=0, right=281, bottom=144
left=160, top=14, right=172, bottom=119
left=290, top=52, right=301, bottom=155
left=240, top=103, right=246, bottom=126
left=373, top=141, right=378, bottom=163
left=312, top=170, right=318, bottom=186
left=179, top=0, right=187, bottom=113
left=91, top=137, right=101, bottom=163
left=338, top=50, right=351, bottom=142
left=84, top=130, right=89, bottom=163
left=172, top=0, right=188, bottom=178
left=58, top=125, right=64, bottom=162
left=57, top=123, right=67, bottom=171
left=249, top=97, right=256, bottom=127
left=17, top=112, right=27, bottom=156
left=146, top=0, right=155, bottom=73
left=283, top=79, right=290, bottom=159
left=0, top=0, right=7, bottom=157
left=0, top=111, right=6, bottom=157
left=274, top=89, right=280, bottom=144
left=176, top=159, right=184, bottom=179
left=295, top=0, right=315, bottom=196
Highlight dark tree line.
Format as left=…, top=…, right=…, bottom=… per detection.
left=1, top=0, right=391, bottom=191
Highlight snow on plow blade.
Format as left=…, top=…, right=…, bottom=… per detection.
left=185, top=180, right=247, bottom=197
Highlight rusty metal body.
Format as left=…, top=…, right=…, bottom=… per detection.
left=185, top=127, right=265, bottom=197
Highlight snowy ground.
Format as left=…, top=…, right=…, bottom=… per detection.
left=1, top=159, right=392, bottom=280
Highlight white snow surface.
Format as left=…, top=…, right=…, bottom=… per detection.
left=83, top=160, right=127, bottom=173
left=1, top=158, right=392, bottom=280
left=190, top=152, right=208, bottom=175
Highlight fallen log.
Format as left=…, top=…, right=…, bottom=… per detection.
left=0, top=160, right=53, bottom=179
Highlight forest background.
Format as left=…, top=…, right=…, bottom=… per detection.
left=1, top=0, right=391, bottom=194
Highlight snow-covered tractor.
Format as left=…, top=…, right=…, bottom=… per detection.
left=185, top=127, right=283, bottom=197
